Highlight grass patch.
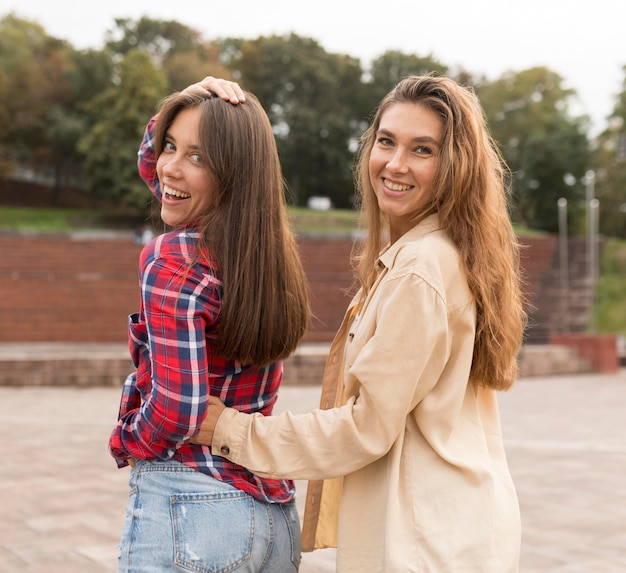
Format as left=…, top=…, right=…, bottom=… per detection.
left=596, top=237, right=626, bottom=337
left=0, top=207, right=147, bottom=231
left=0, top=207, right=88, bottom=231
left=513, top=224, right=548, bottom=237
left=287, top=207, right=359, bottom=235
left=0, top=206, right=543, bottom=238
left=0, top=205, right=362, bottom=234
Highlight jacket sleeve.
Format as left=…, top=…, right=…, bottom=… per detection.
left=137, top=115, right=162, bottom=201
left=211, top=272, right=455, bottom=480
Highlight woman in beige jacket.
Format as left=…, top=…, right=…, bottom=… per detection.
left=193, top=75, right=527, bottom=572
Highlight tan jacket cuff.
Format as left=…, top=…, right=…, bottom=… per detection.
left=211, top=407, right=246, bottom=462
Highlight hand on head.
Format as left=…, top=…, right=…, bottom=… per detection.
left=181, top=76, right=246, bottom=104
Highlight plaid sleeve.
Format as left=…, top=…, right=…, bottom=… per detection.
left=137, top=115, right=162, bottom=201
left=109, top=240, right=221, bottom=462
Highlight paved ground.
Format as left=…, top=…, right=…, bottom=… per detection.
left=0, top=368, right=624, bottom=572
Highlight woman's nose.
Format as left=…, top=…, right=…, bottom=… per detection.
left=161, top=155, right=181, bottom=177
left=386, top=149, right=408, bottom=173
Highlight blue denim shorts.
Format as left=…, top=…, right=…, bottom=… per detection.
left=117, top=459, right=301, bottom=572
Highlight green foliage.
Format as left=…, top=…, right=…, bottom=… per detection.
left=0, top=15, right=73, bottom=170
left=596, top=238, right=626, bottom=336
left=592, top=64, right=626, bottom=239
left=3, top=14, right=626, bottom=238
left=77, top=50, right=167, bottom=210
left=479, top=67, right=591, bottom=233
left=105, top=17, right=229, bottom=93
left=0, top=16, right=117, bottom=202
left=365, top=51, right=449, bottom=115
left=105, top=17, right=200, bottom=56
left=221, top=34, right=363, bottom=208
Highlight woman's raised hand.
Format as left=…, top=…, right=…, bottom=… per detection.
left=181, top=76, right=246, bottom=104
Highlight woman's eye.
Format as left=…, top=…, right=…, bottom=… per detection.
left=164, top=141, right=175, bottom=152
left=190, top=153, right=203, bottom=164
left=415, top=146, right=432, bottom=155
left=376, top=137, right=393, bottom=147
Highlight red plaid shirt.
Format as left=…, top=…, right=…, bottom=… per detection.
left=108, top=116, right=294, bottom=503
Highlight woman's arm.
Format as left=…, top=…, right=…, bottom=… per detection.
left=137, top=116, right=161, bottom=200
left=109, top=250, right=220, bottom=461
left=194, top=273, right=456, bottom=480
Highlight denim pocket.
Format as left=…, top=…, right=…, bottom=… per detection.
left=171, top=491, right=254, bottom=573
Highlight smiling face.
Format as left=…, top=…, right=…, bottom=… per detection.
left=156, top=106, right=216, bottom=228
left=368, top=102, right=443, bottom=242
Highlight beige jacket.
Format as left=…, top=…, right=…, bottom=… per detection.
left=212, top=214, right=521, bottom=572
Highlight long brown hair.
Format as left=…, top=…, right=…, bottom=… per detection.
left=154, top=92, right=309, bottom=366
left=354, top=75, right=527, bottom=390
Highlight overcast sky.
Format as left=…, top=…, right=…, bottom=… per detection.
left=3, top=0, right=623, bottom=136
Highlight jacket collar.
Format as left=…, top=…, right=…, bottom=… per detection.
left=377, top=213, right=441, bottom=271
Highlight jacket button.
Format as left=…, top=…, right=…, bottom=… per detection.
left=220, top=446, right=230, bottom=455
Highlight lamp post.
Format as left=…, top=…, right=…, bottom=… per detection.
left=584, top=170, right=596, bottom=333
left=557, top=198, right=569, bottom=332
left=589, top=197, right=600, bottom=334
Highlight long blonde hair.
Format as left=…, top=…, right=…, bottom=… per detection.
left=154, top=92, right=309, bottom=366
left=354, top=75, right=526, bottom=390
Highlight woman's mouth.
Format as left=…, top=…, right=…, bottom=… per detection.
left=383, top=178, right=412, bottom=192
left=163, top=186, right=191, bottom=200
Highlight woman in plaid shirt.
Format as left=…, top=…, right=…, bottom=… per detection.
left=109, top=78, right=309, bottom=572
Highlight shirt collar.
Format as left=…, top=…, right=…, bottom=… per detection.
left=376, top=213, right=441, bottom=271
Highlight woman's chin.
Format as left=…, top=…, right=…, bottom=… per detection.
left=160, top=206, right=185, bottom=228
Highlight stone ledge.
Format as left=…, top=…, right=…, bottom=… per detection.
left=0, top=343, right=330, bottom=387
left=518, top=344, right=592, bottom=377
left=0, top=342, right=614, bottom=387
left=549, top=334, right=620, bottom=374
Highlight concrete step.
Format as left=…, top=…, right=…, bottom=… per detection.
left=518, top=344, right=592, bottom=377
left=0, top=342, right=607, bottom=387
left=0, top=343, right=330, bottom=388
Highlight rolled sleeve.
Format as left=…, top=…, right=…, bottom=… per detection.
left=137, top=115, right=162, bottom=201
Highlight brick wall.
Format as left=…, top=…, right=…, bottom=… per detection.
left=0, top=231, right=590, bottom=345
left=0, top=232, right=356, bottom=344
left=0, top=232, right=142, bottom=342
left=297, top=236, right=356, bottom=341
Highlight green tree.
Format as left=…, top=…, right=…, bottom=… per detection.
left=42, top=47, right=116, bottom=204
left=592, top=64, right=626, bottom=239
left=365, top=51, right=449, bottom=116
left=78, top=50, right=167, bottom=210
left=105, top=16, right=200, bottom=59
left=68, top=48, right=116, bottom=105
left=221, top=34, right=364, bottom=208
left=105, top=17, right=229, bottom=92
left=480, top=67, right=590, bottom=232
left=0, top=16, right=117, bottom=202
left=0, top=15, right=74, bottom=181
